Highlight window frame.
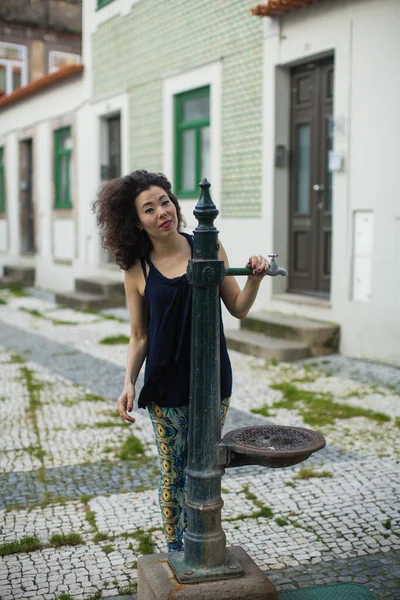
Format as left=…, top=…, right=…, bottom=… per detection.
left=53, top=127, right=73, bottom=210
left=0, top=147, right=5, bottom=212
left=174, top=85, right=210, bottom=199
left=0, top=42, right=27, bottom=95
left=97, top=0, right=115, bottom=9
left=48, top=50, right=81, bottom=74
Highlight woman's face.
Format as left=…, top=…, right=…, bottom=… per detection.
left=135, top=185, right=178, bottom=238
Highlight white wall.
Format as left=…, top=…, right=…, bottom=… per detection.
left=0, top=30, right=128, bottom=290
left=74, top=92, right=129, bottom=281
left=0, top=77, right=86, bottom=289
left=261, top=0, right=400, bottom=364
left=0, top=79, right=84, bottom=136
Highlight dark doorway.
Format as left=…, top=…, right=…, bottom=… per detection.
left=105, top=115, right=121, bottom=263
left=288, top=58, right=334, bottom=296
left=108, top=115, right=121, bottom=179
left=19, top=139, right=35, bottom=255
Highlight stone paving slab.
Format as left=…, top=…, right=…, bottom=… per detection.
left=0, top=288, right=399, bottom=600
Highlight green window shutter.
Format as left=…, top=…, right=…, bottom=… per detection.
left=97, top=0, right=114, bottom=9
left=0, top=147, right=5, bottom=212
left=174, top=86, right=210, bottom=198
left=54, top=127, right=72, bottom=209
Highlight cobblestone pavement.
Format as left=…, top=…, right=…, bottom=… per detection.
left=0, top=288, right=399, bottom=600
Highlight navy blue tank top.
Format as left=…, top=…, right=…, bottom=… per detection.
left=137, top=232, right=232, bottom=409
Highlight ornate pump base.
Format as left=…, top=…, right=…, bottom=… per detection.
left=168, top=547, right=244, bottom=584
left=138, top=546, right=279, bottom=599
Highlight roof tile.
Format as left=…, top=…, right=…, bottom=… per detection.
left=0, top=64, right=84, bottom=110
left=252, top=0, right=318, bottom=17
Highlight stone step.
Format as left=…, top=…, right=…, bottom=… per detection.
left=241, top=311, right=339, bottom=354
left=75, top=277, right=125, bottom=298
left=3, top=266, right=35, bottom=286
left=55, top=291, right=126, bottom=311
left=225, top=329, right=310, bottom=362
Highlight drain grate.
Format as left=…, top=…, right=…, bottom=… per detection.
left=278, top=583, right=379, bottom=600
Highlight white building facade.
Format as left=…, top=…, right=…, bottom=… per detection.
left=0, top=0, right=399, bottom=366
left=251, top=0, right=400, bottom=365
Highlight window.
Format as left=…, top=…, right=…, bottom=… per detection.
left=54, top=127, right=73, bottom=209
left=0, top=148, right=5, bottom=212
left=97, top=0, right=115, bottom=8
left=49, top=51, right=81, bottom=74
left=174, top=86, right=210, bottom=197
left=0, top=43, right=27, bottom=96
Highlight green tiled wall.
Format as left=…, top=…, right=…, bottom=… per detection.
left=92, top=0, right=264, bottom=217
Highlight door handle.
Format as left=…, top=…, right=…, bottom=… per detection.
left=313, top=184, right=325, bottom=191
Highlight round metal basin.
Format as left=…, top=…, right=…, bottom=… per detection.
left=222, top=425, right=326, bottom=468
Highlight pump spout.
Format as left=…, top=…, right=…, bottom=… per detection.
left=267, top=253, right=288, bottom=276
left=224, top=253, right=288, bottom=277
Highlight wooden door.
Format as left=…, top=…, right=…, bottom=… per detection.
left=19, top=139, right=35, bottom=254
left=289, top=59, right=334, bottom=296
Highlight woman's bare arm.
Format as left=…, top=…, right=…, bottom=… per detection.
left=219, top=242, right=268, bottom=320
left=117, top=266, right=149, bottom=422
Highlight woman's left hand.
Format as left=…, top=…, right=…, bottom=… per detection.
left=246, top=255, right=270, bottom=278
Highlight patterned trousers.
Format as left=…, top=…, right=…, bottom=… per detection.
left=147, top=398, right=230, bottom=550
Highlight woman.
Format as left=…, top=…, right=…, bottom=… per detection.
left=93, top=170, right=269, bottom=552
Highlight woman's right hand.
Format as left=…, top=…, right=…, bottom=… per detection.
left=116, top=383, right=136, bottom=423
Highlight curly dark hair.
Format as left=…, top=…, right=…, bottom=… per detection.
left=92, top=170, right=185, bottom=270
